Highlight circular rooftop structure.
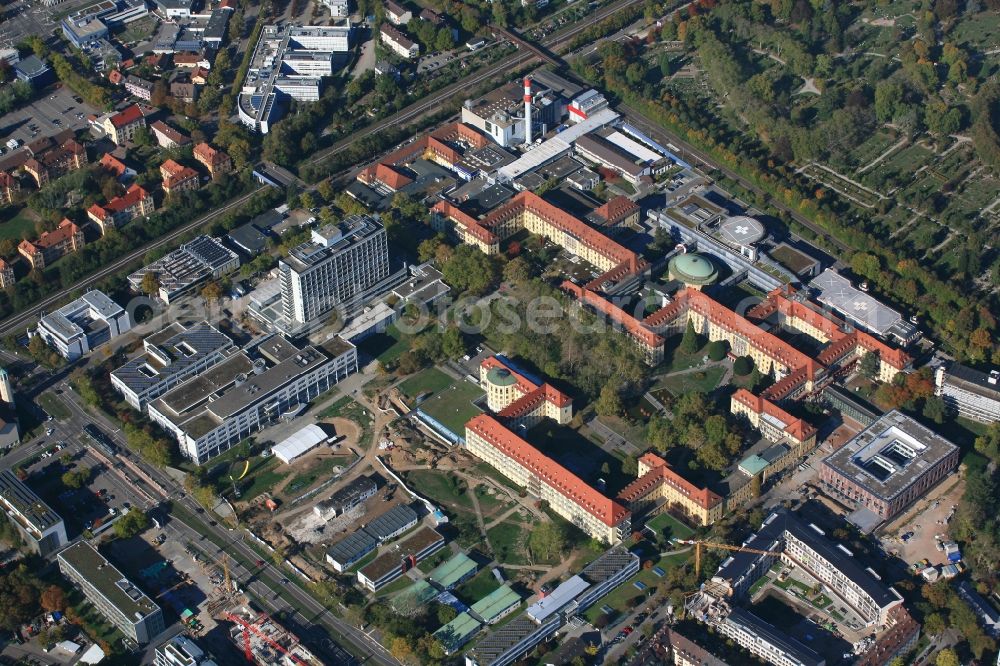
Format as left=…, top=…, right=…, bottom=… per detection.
left=668, top=252, right=719, bottom=287
left=719, top=215, right=766, bottom=247
left=486, top=367, right=517, bottom=387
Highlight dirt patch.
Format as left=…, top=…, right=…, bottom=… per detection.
left=881, top=472, right=965, bottom=565
left=325, top=417, right=362, bottom=449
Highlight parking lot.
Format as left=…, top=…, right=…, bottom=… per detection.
left=0, top=86, right=96, bottom=150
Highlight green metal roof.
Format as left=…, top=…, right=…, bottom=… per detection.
left=429, top=552, right=478, bottom=589
left=669, top=253, right=718, bottom=284
left=739, top=454, right=769, bottom=477
left=485, top=367, right=517, bottom=387
left=433, top=611, right=482, bottom=653
left=470, top=584, right=521, bottom=623
left=390, top=580, right=438, bottom=613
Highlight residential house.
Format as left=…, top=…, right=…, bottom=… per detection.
left=99, top=153, right=136, bottom=182
left=160, top=159, right=199, bottom=196
left=124, top=74, right=154, bottom=101
left=385, top=0, right=411, bottom=24
left=0, top=259, right=13, bottom=288
left=193, top=143, right=233, bottom=178
left=87, top=184, right=155, bottom=234
left=18, top=219, right=85, bottom=270
left=103, top=105, right=146, bottom=146
left=379, top=24, right=419, bottom=59
left=170, top=78, right=198, bottom=103
left=150, top=121, right=191, bottom=149
left=191, top=67, right=210, bottom=85
left=23, top=139, right=88, bottom=187
left=172, top=52, right=210, bottom=69
left=0, top=172, right=19, bottom=203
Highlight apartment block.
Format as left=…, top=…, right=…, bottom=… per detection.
left=34, top=290, right=131, bottom=361
left=193, top=142, right=233, bottom=178
left=87, top=183, right=155, bottom=233
left=934, top=362, right=1000, bottom=423
left=160, top=158, right=200, bottom=196
left=0, top=469, right=66, bottom=556
left=18, top=218, right=84, bottom=270
left=103, top=103, right=146, bottom=145
left=57, top=542, right=165, bottom=644
left=380, top=24, right=419, bottom=59
left=480, top=355, right=572, bottom=428
left=23, top=138, right=87, bottom=187
left=147, top=335, right=357, bottom=463
left=616, top=452, right=724, bottom=526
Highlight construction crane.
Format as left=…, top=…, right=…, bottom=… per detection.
left=155, top=578, right=190, bottom=599
left=673, top=539, right=782, bottom=579
left=226, top=612, right=309, bottom=666
left=222, top=554, right=232, bottom=594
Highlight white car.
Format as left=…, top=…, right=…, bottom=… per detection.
left=46, top=428, right=54, bottom=436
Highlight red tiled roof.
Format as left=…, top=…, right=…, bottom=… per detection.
left=431, top=200, right=497, bottom=245
left=647, top=290, right=820, bottom=380
left=99, top=153, right=128, bottom=177
left=616, top=452, right=723, bottom=510
left=194, top=142, right=225, bottom=165
left=108, top=69, right=123, bottom=85
left=590, top=195, right=638, bottom=224
left=481, top=356, right=537, bottom=394
left=562, top=281, right=663, bottom=348
left=90, top=183, right=150, bottom=217
left=109, top=104, right=144, bottom=128
left=731, top=388, right=816, bottom=442
left=0, top=172, right=16, bottom=187
left=21, top=218, right=80, bottom=252
left=466, top=414, right=629, bottom=527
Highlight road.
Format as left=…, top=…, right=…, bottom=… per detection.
left=48, top=385, right=400, bottom=666
left=0, top=185, right=264, bottom=339
left=300, top=0, right=649, bottom=170
left=616, top=104, right=853, bottom=254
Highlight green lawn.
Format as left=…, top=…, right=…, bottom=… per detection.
left=403, top=468, right=474, bottom=511
left=653, top=366, right=726, bottom=396
left=582, top=551, right=691, bottom=622
left=660, top=335, right=710, bottom=372
left=398, top=368, right=455, bottom=399
left=644, top=512, right=695, bottom=542
left=357, top=324, right=409, bottom=364
left=473, top=484, right=509, bottom=517
left=487, top=519, right=530, bottom=566
left=37, top=393, right=71, bottom=421
left=0, top=206, right=40, bottom=242
left=416, top=380, right=485, bottom=436
left=455, top=567, right=502, bottom=604
left=236, top=457, right=288, bottom=501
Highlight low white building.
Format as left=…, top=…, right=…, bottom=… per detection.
left=322, top=0, right=349, bottom=15
left=34, top=290, right=130, bottom=360
left=935, top=362, right=1000, bottom=424
left=272, top=423, right=330, bottom=464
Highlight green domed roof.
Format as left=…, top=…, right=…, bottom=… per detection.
left=668, top=253, right=719, bottom=285
left=486, top=367, right=517, bottom=387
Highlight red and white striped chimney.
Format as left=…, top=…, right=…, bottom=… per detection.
left=523, top=76, right=533, bottom=145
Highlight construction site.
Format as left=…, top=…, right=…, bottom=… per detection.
left=226, top=604, right=323, bottom=666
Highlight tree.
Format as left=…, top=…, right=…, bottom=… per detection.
left=922, top=396, right=948, bottom=424
left=858, top=350, right=880, bottom=380
left=132, top=126, right=153, bottom=147
left=442, top=246, right=499, bottom=295
left=707, top=340, right=728, bottom=361
left=114, top=508, right=150, bottom=539
left=436, top=603, right=457, bottom=625
left=441, top=326, right=466, bottom=359
left=140, top=271, right=160, bottom=296
left=679, top=319, right=699, bottom=354
left=200, top=281, right=223, bottom=301
left=61, top=468, right=91, bottom=489
left=935, top=648, right=959, bottom=666
left=733, top=355, right=753, bottom=376
left=40, top=586, right=66, bottom=613
left=595, top=382, right=624, bottom=418
left=621, top=454, right=638, bottom=477
left=974, top=422, right=1000, bottom=465
left=750, top=474, right=762, bottom=498
left=528, top=521, right=566, bottom=561
left=923, top=612, right=946, bottom=636
left=503, top=256, right=532, bottom=285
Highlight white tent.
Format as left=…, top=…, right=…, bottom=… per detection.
left=272, top=424, right=329, bottom=464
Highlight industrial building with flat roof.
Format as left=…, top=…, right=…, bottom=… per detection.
left=57, top=542, right=165, bottom=644
left=356, top=524, right=445, bottom=591
left=34, top=290, right=130, bottom=361
left=469, top=585, right=521, bottom=625
left=237, top=22, right=352, bottom=134
left=111, top=322, right=236, bottom=411
left=0, top=469, right=67, bottom=556
left=147, top=334, right=357, bottom=463
left=314, top=475, right=378, bottom=520
left=127, top=236, right=239, bottom=304
left=934, top=362, right=1000, bottom=424
left=820, top=411, right=960, bottom=526
left=808, top=269, right=919, bottom=345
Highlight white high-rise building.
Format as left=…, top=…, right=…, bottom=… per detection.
left=279, top=215, right=390, bottom=328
